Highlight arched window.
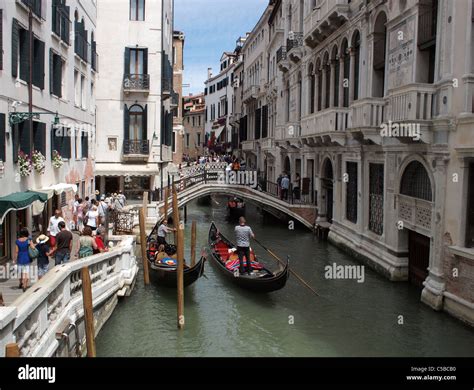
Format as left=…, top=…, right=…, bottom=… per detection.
left=323, top=52, right=330, bottom=109
left=400, top=161, right=433, bottom=201
left=341, top=39, right=350, bottom=107
left=309, top=64, right=315, bottom=114
left=351, top=30, right=361, bottom=101
left=316, top=59, right=322, bottom=111
left=373, top=12, right=387, bottom=98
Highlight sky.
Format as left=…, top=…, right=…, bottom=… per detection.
left=175, top=0, right=268, bottom=95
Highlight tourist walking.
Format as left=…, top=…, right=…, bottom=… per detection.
left=53, top=222, right=73, bottom=265
left=47, top=209, right=65, bottom=248
left=85, top=204, right=99, bottom=231
left=94, top=226, right=108, bottom=254
left=280, top=174, right=290, bottom=200
left=14, top=228, right=35, bottom=292
left=35, top=235, right=51, bottom=279
left=78, top=226, right=98, bottom=258
left=292, top=173, right=301, bottom=201
left=73, top=194, right=80, bottom=230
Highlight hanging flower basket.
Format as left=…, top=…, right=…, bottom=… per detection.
left=31, top=150, right=46, bottom=174
left=17, top=151, right=33, bottom=177
left=52, top=150, right=64, bottom=169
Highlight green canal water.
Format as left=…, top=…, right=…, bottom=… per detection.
left=96, top=197, right=474, bottom=357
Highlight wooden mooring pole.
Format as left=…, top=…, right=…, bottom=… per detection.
left=164, top=186, right=169, bottom=221
left=177, top=222, right=185, bottom=330
left=5, top=343, right=20, bottom=357
left=191, top=220, right=197, bottom=267
left=172, top=185, right=179, bottom=245
left=139, top=207, right=150, bottom=285
left=81, top=266, right=96, bottom=357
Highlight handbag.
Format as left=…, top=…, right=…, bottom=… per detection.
left=78, top=245, right=94, bottom=258
left=28, top=245, right=39, bottom=260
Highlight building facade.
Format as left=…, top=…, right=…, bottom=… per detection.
left=231, top=0, right=474, bottom=326
left=183, top=93, right=205, bottom=160
left=95, top=0, right=174, bottom=201
left=0, top=0, right=97, bottom=261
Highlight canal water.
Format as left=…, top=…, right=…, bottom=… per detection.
left=96, top=197, right=474, bottom=357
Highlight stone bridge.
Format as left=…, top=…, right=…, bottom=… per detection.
left=144, top=166, right=318, bottom=230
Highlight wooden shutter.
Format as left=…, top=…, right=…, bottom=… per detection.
left=124, top=104, right=130, bottom=140
left=255, top=108, right=261, bottom=140
left=49, top=48, right=54, bottom=94
left=0, top=114, right=5, bottom=162
left=19, top=29, right=29, bottom=82
left=143, top=48, right=148, bottom=74
left=35, top=40, right=45, bottom=89
left=0, top=10, right=3, bottom=70
left=50, top=125, right=61, bottom=158
left=13, top=125, right=19, bottom=163
left=19, top=122, right=31, bottom=156
left=262, top=105, right=268, bottom=138
left=62, top=129, right=71, bottom=159
left=63, top=6, right=70, bottom=44
left=81, top=133, right=88, bottom=158
left=12, top=19, right=19, bottom=78
left=33, top=122, right=46, bottom=156
left=124, top=48, right=131, bottom=75
left=143, top=104, right=148, bottom=139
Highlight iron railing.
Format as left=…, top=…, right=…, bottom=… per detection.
left=287, top=32, right=304, bottom=52
left=277, top=46, right=287, bottom=63
left=123, top=139, right=150, bottom=155
left=123, top=74, right=150, bottom=91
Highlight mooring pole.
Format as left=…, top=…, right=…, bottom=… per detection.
left=177, top=223, right=185, bottom=330
left=5, top=343, right=20, bottom=357
left=191, top=220, right=197, bottom=267
left=81, top=266, right=96, bottom=357
left=184, top=205, right=187, bottom=224
left=172, top=185, right=179, bottom=245
left=164, top=186, right=169, bottom=222
left=139, top=207, right=150, bottom=285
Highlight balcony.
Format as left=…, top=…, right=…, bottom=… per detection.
left=287, top=32, right=304, bottom=63
left=385, top=83, right=436, bottom=122
left=300, top=108, right=349, bottom=146
left=418, top=7, right=437, bottom=50
left=242, top=85, right=260, bottom=104
left=162, top=77, right=172, bottom=98
left=261, top=137, right=275, bottom=151
left=304, top=0, right=350, bottom=49
left=122, top=140, right=150, bottom=162
left=123, top=74, right=150, bottom=94
left=397, top=194, right=433, bottom=236
left=241, top=140, right=255, bottom=151
left=349, top=98, right=386, bottom=129
left=277, top=46, right=289, bottom=72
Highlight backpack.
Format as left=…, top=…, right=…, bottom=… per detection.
left=78, top=245, right=94, bottom=258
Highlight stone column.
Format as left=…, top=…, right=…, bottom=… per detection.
left=329, top=60, right=336, bottom=108
left=338, top=56, right=345, bottom=107
left=321, top=66, right=327, bottom=111
left=349, top=48, right=356, bottom=105
left=314, top=71, right=320, bottom=112
left=421, top=156, right=449, bottom=310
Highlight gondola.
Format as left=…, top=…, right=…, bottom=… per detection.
left=208, top=222, right=289, bottom=292
left=227, top=197, right=246, bottom=219
left=146, top=222, right=205, bottom=288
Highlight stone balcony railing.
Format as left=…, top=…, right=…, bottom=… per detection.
left=243, top=85, right=260, bottom=104
left=261, top=137, right=275, bottom=150
left=396, top=194, right=433, bottom=235
left=301, top=107, right=349, bottom=136
left=385, top=83, right=437, bottom=122
left=241, top=140, right=256, bottom=151
left=0, top=236, right=138, bottom=357
left=348, top=97, right=386, bottom=129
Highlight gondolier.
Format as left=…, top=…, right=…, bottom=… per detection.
left=235, top=217, right=255, bottom=275
left=157, top=219, right=176, bottom=246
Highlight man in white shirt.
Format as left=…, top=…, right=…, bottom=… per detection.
left=48, top=209, right=65, bottom=248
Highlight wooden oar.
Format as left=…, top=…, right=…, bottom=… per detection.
left=253, top=238, right=320, bottom=297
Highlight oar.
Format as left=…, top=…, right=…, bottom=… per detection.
left=253, top=238, right=320, bottom=297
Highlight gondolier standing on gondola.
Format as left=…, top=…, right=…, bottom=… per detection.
left=157, top=219, right=177, bottom=246
left=235, top=217, right=255, bottom=275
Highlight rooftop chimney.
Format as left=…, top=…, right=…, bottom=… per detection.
left=207, top=68, right=213, bottom=79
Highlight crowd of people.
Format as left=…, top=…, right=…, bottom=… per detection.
left=11, top=190, right=125, bottom=292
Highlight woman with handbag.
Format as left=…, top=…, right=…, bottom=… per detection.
left=14, top=228, right=36, bottom=292
left=77, top=226, right=98, bottom=258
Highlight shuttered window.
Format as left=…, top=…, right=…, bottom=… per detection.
left=19, top=122, right=31, bottom=156
left=261, top=105, right=268, bottom=139
left=255, top=108, right=261, bottom=140
left=16, top=24, right=45, bottom=89
left=52, top=0, right=71, bottom=45
left=0, top=114, right=5, bottom=162
left=51, top=126, right=70, bottom=159
left=51, top=125, right=62, bottom=158
left=81, top=132, right=88, bottom=158
left=12, top=19, right=19, bottom=78
left=33, top=122, right=46, bottom=157
left=346, top=162, right=358, bottom=224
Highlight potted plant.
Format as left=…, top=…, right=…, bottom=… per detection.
left=17, top=151, right=32, bottom=177
left=31, top=150, right=46, bottom=174
left=52, top=150, right=64, bottom=169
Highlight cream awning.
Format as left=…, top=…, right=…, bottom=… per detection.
left=95, top=163, right=160, bottom=177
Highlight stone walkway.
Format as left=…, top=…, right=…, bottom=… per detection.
left=0, top=232, right=81, bottom=306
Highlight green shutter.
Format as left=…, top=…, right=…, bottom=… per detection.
left=0, top=10, right=3, bottom=70
left=34, top=39, right=45, bottom=89
left=19, top=29, right=29, bottom=82
left=49, top=48, right=54, bottom=94
left=19, top=122, right=31, bottom=156
left=143, top=104, right=148, bottom=139
left=124, top=48, right=130, bottom=75
left=33, top=122, right=46, bottom=157
left=12, top=19, right=19, bottom=78
left=124, top=105, right=130, bottom=140
left=12, top=124, right=19, bottom=163
left=0, top=114, right=5, bottom=162
left=143, top=48, right=148, bottom=74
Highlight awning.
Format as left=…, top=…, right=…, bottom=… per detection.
left=0, top=191, right=49, bottom=224
left=33, top=183, right=78, bottom=216
left=95, top=163, right=160, bottom=177
left=212, top=126, right=225, bottom=140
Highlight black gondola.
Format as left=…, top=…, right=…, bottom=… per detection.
left=227, top=197, right=246, bottom=219
left=208, top=222, right=289, bottom=292
left=146, top=222, right=205, bottom=288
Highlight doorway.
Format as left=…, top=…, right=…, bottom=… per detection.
left=408, top=230, right=430, bottom=288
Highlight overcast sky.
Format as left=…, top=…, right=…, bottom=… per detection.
left=174, top=0, right=268, bottom=95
